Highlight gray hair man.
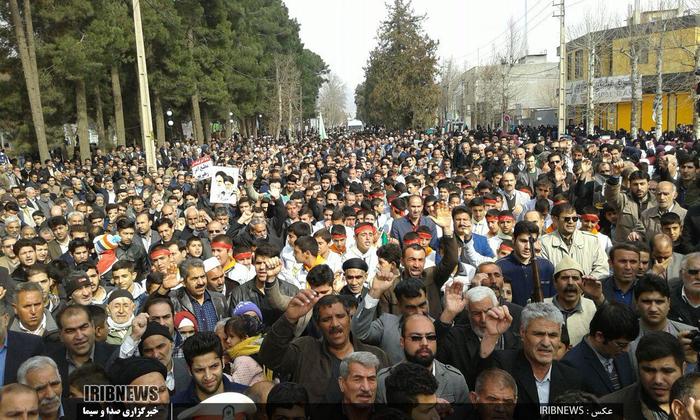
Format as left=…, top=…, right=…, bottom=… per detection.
left=478, top=301, right=583, bottom=405
left=338, top=351, right=380, bottom=417
left=18, top=356, right=62, bottom=420
left=469, top=368, right=518, bottom=420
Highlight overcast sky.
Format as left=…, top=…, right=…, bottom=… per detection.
left=283, top=0, right=649, bottom=117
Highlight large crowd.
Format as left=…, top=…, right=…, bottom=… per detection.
left=1, top=126, right=700, bottom=419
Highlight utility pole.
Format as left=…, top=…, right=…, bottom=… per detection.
left=132, top=0, right=157, bottom=170
left=555, top=0, right=566, bottom=138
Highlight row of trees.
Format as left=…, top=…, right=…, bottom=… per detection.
left=1, top=0, right=328, bottom=161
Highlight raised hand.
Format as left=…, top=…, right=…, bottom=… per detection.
left=581, top=276, right=604, bottom=305
left=483, top=305, right=513, bottom=338
left=369, top=269, right=396, bottom=299
left=429, top=201, right=452, bottom=229
left=162, top=264, right=182, bottom=290
left=264, top=257, right=283, bottom=282
left=442, top=281, right=467, bottom=319
left=284, top=289, right=321, bottom=324
left=130, top=313, right=150, bottom=341
left=612, top=160, right=625, bottom=177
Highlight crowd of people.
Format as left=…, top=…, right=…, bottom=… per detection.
left=2, top=126, right=700, bottom=419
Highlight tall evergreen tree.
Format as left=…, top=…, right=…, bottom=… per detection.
left=357, top=0, right=439, bottom=130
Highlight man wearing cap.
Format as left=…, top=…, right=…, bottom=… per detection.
left=544, top=256, right=597, bottom=347
left=138, top=321, right=191, bottom=393
left=344, top=223, right=379, bottom=284
left=108, top=356, right=170, bottom=418
left=105, top=290, right=136, bottom=345
left=210, top=234, right=236, bottom=282
left=203, top=256, right=233, bottom=297
left=63, top=271, right=94, bottom=306
left=339, top=258, right=370, bottom=304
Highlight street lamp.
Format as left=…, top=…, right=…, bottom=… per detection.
left=166, top=109, right=174, bottom=140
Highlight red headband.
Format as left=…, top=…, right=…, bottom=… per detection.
left=211, top=241, right=233, bottom=250
left=486, top=215, right=499, bottom=222
left=417, top=232, right=432, bottom=240
left=354, top=225, right=376, bottom=235
left=580, top=214, right=599, bottom=223
left=331, top=233, right=347, bottom=240
left=498, top=215, right=515, bottom=222
left=484, top=199, right=498, bottom=205
left=150, top=249, right=171, bottom=260
left=404, top=238, right=421, bottom=246
left=553, top=199, right=569, bottom=205
left=499, top=244, right=513, bottom=252
left=234, top=252, right=253, bottom=260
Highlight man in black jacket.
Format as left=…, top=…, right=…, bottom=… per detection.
left=561, top=302, right=638, bottom=397
left=46, top=304, right=118, bottom=397
left=436, top=285, right=521, bottom=390
left=669, top=253, right=700, bottom=329
left=476, top=301, right=583, bottom=406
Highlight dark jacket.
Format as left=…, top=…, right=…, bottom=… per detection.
left=228, top=278, right=298, bottom=327
left=496, top=254, right=555, bottom=306
left=46, top=341, right=119, bottom=397
left=680, top=204, right=700, bottom=254
left=259, top=315, right=389, bottom=403
left=400, top=234, right=459, bottom=319
left=8, top=310, right=61, bottom=343
left=436, top=324, right=521, bottom=390
left=668, top=282, right=700, bottom=329
left=2, top=331, right=45, bottom=385
left=478, top=349, right=583, bottom=406
left=561, top=338, right=635, bottom=397
left=600, top=383, right=665, bottom=420
left=169, top=288, right=227, bottom=331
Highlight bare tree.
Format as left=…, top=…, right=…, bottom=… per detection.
left=317, top=72, right=348, bottom=128
left=269, top=55, right=301, bottom=140
left=438, top=58, right=462, bottom=127
left=568, top=3, right=615, bottom=135
left=495, top=18, right=524, bottom=129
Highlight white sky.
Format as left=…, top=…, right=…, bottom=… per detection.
left=283, top=0, right=643, bottom=117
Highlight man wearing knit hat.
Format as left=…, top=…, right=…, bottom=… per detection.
left=339, top=258, right=369, bottom=303
left=139, top=321, right=191, bottom=393
left=544, top=255, right=597, bottom=347
left=105, top=290, right=136, bottom=345
left=108, top=356, right=170, bottom=418
left=63, top=271, right=94, bottom=305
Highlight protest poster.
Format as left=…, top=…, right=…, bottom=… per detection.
left=191, top=156, right=213, bottom=181
left=210, top=166, right=239, bottom=204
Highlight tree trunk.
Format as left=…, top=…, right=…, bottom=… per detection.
left=252, top=116, right=258, bottom=138
left=654, top=43, right=663, bottom=140
left=153, top=91, right=165, bottom=147
left=240, top=118, right=247, bottom=138
left=586, top=46, right=596, bottom=136
left=275, top=61, right=282, bottom=141
left=9, top=0, right=49, bottom=162
left=94, top=84, right=107, bottom=150
left=111, top=64, right=126, bottom=147
left=76, top=79, right=91, bottom=162
left=288, top=91, right=293, bottom=140
left=299, top=83, right=303, bottom=138
left=203, top=107, right=211, bottom=144
left=191, top=93, right=204, bottom=144
left=694, top=45, right=700, bottom=139
left=630, top=52, right=640, bottom=138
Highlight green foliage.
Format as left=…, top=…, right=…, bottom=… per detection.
left=356, top=0, right=440, bottom=130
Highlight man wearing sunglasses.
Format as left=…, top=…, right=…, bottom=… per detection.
left=540, top=203, right=610, bottom=281
left=374, top=314, right=469, bottom=404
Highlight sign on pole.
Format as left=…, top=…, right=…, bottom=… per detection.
left=191, top=156, right=213, bottom=181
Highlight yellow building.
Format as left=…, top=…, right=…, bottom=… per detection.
left=567, top=11, right=699, bottom=133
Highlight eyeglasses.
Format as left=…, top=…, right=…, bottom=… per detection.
left=562, top=216, right=579, bottom=223
left=407, top=334, right=437, bottom=342
left=550, top=160, right=561, bottom=164
left=685, top=268, right=700, bottom=276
